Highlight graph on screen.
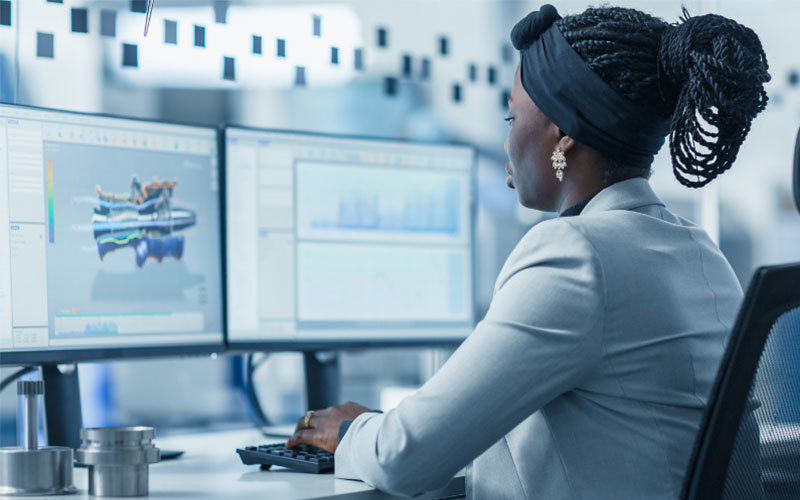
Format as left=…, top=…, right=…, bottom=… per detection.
left=294, top=160, right=472, bottom=325
left=296, top=162, right=470, bottom=245
left=296, top=242, right=470, bottom=322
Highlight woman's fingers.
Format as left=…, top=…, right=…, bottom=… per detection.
left=287, top=428, right=317, bottom=449
left=285, top=403, right=369, bottom=453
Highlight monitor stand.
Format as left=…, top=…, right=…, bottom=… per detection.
left=30, top=354, right=341, bottom=451
left=41, top=364, right=184, bottom=460
left=304, top=351, right=340, bottom=411
left=41, top=364, right=82, bottom=450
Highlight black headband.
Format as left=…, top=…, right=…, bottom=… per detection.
left=512, top=5, right=672, bottom=169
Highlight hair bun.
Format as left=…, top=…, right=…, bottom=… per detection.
left=659, top=8, right=771, bottom=187
left=511, top=4, right=562, bottom=51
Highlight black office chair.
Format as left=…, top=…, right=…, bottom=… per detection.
left=681, top=127, right=800, bottom=500
left=795, top=124, right=800, bottom=216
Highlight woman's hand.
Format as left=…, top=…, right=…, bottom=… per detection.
left=286, top=402, right=371, bottom=453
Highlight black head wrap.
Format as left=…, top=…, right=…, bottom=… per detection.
left=511, top=5, right=671, bottom=169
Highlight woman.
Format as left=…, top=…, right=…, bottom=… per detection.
left=288, top=4, right=770, bottom=498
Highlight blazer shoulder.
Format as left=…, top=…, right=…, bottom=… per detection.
left=563, top=206, right=700, bottom=247
left=514, top=216, right=595, bottom=257
left=497, top=217, right=603, bottom=291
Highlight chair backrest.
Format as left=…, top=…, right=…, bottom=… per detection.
left=794, top=125, right=800, bottom=214
left=681, top=264, right=800, bottom=500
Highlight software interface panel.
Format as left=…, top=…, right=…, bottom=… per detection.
left=226, top=128, right=475, bottom=343
left=0, top=105, right=223, bottom=353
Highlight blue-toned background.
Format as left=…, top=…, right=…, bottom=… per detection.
left=1, top=0, right=799, bottom=444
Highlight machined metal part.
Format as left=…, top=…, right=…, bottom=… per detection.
left=20, top=381, right=43, bottom=451
left=0, top=447, right=77, bottom=496
left=75, top=427, right=160, bottom=497
left=0, top=380, right=77, bottom=496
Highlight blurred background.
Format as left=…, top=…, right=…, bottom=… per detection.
left=1, top=0, right=799, bottom=444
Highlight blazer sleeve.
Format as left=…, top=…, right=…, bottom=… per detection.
left=334, top=219, right=605, bottom=497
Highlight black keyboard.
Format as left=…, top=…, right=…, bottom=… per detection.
left=236, top=443, right=334, bottom=473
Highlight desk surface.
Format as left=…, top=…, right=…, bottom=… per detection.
left=14, top=428, right=464, bottom=500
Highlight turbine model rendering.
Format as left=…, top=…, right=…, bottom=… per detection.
left=92, top=176, right=196, bottom=267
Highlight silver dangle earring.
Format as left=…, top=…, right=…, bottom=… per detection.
left=551, top=148, right=567, bottom=182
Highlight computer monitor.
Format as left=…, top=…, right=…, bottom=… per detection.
left=224, top=127, right=476, bottom=349
left=0, top=104, right=225, bottom=365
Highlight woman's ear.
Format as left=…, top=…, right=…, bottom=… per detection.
left=557, top=133, right=577, bottom=154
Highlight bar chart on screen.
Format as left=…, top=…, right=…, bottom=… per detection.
left=294, top=160, right=472, bottom=325
left=295, top=161, right=470, bottom=244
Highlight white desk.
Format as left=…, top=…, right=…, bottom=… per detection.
left=14, top=429, right=464, bottom=500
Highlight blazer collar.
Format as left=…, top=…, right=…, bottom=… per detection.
left=581, top=177, right=665, bottom=215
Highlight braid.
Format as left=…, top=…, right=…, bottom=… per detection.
left=660, top=10, right=770, bottom=187
left=555, top=6, right=771, bottom=188
left=557, top=8, right=670, bottom=117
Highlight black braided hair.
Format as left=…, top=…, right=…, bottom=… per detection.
left=555, top=6, right=770, bottom=187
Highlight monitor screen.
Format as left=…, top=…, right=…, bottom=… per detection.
left=225, top=127, right=476, bottom=346
left=0, top=105, right=224, bottom=363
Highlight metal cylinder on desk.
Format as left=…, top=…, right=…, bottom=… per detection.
left=75, top=426, right=160, bottom=497
left=0, top=380, right=77, bottom=496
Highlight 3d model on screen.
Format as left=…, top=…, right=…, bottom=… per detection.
left=91, top=177, right=196, bottom=267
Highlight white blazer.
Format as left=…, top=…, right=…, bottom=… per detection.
left=334, top=177, right=743, bottom=499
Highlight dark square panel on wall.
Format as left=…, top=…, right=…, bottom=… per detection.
left=277, top=38, right=286, bottom=57
left=354, top=48, right=363, bottom=70
left=223, top=56, right=235, bottom=80
left=252, top=35, right=262, bottom=54
left=377, top=27, right=388, bottom=48
left=331, top=46, right=339, bottom=65
left=384, top=77, right=397, bottom=96
left=36, top=32, right=54, bottom=58
left=295, top=66, right=306, bottom=86
left=502, top=43, right=513, bottom=63
left=452, top=83, right=462, bottom=102
left=402, top=54, right=412, bottom=78
left=420, top=58, right=431, bottom=80
left=122, top=43, right=138, bottom=67
left=788, top=69, right=799, bottom=87
left=439, top=36, right=449, bottom=56
left=468, top=63, right=477, bottom=82
left=71, top=8, right=88, bottom=33
left=0, top=1, right=10, bottom=27
left=501, top=89, right=510, bottom=109
left=100, top=10, right=116, bottom=37
left=164, top=20, right=177, bottom=44
left=131, top=0, right=147, bottom=13
left=194, top=25, right=206, bottom=47
left=46, top=0, right=63, bottom=3
left=487, top=66, right=497, bottom=85
left=313, top=15, right=321, bottom=37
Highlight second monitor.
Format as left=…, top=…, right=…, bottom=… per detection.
left=225, top=128, right=476, bottom=347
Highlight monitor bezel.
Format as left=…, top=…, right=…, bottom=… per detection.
left=0, top=103, right=227, bottom=366
left=221, top=124, right=479, bottom=351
